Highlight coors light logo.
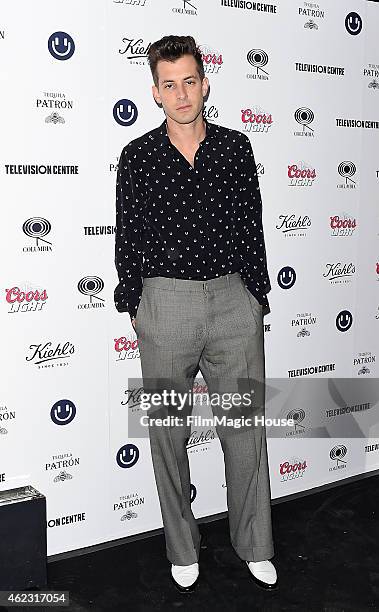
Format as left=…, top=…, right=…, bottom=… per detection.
left=241, top=107, right=273, bottom=133
left=199, top=44, right=223, bottom=74
left=5, top=285, right=48, bottom=314
left=279, top=457, right=308, bottom=482
left=330, top=214, right=357, bottom=237
left=288, top=162, right=316, bottom=186
left=114, top=335, right=140, bottom=361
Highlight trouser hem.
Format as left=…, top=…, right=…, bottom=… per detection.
left=232, top=543, right=275, bottom=562
left=166, top=544, right=200, bottom=565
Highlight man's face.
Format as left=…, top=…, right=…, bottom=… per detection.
left=152, top=54, right=209, bottom=125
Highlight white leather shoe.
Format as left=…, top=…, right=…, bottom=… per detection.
left=246, top=560, right=278, bottom=590
left=171, top=562, right=199, bottom=593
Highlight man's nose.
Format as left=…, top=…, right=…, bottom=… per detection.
left=176, top=84, right=187, bottom=99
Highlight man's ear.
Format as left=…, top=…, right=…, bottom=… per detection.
left=202, top=77, right=209, bottom=98
left=152, top=84, right=161, bottom=105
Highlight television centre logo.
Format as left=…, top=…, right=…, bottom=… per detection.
left=246, top=49, right=269, bottom=80
left=293, top=107, right=315, bottom=137
left=337, top=161, right=357, bottom=189
left=336, top=117, right=379, bottom=129
left=48, top=32, right=75, bottom=60
left=221, top=1, right=277, bottom=14
left=84, top=225, right=115, bottom=237
left=241, top=107, right=273, bottom=133
left=77, top=276, right=105, bottom=309
left=22, top=217, right=52, bottom=253
left=295, top=62, right=344, bottom=76
left=288, top=362, right=335, bottom=378
left=4, top=163, right=78, bottom=175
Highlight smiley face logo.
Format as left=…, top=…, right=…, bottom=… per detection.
left=113, top=99, right=138, bottom=126
left=48, top=32, right=75, bottom=60
left=50, top=399, right=76, bottom=425
left=277, top=266, right=297, bottom=290
left=116, top=444, right=139, bottom=468
left=345, top=12, right=362, bottom=36
left=190, top=483, right=197, bottom=503
left=336, top=310, right=353, bottom=332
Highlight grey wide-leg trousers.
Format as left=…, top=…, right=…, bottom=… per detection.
left=134, top=272, right=274, bottom=565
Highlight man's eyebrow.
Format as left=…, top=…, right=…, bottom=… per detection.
left=161, top=74, right=198, bottom=84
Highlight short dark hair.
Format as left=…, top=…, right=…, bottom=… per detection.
left=147, top=35, right=205, bottom=87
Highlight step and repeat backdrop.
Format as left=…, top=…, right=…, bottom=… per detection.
left=1, top=0, right=379, bottom=556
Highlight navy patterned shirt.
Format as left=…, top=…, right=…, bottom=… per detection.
left=114, top=118, right=271, bottom=320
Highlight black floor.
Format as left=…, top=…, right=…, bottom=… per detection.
left=19, top=475, right=379, bottom=611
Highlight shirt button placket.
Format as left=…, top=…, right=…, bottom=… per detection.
left=194, top=147, right=208, bottom=271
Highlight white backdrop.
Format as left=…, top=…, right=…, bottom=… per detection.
left=1, top=0, right=379, bottom=556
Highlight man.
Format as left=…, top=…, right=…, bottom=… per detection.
left=114, top=35, right=277, bottom=593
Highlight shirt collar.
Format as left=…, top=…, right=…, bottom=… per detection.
left=157, top=116, right=217, bottom=148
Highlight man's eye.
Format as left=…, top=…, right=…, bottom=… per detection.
left=186, top=81, right=194, bottom=85
left=165, top=84, right=173, bottom=89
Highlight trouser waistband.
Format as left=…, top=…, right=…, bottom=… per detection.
left=142, top=272, right=242, bottom=292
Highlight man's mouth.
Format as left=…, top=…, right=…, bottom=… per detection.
left=177, top=104, right=191, bottom=111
